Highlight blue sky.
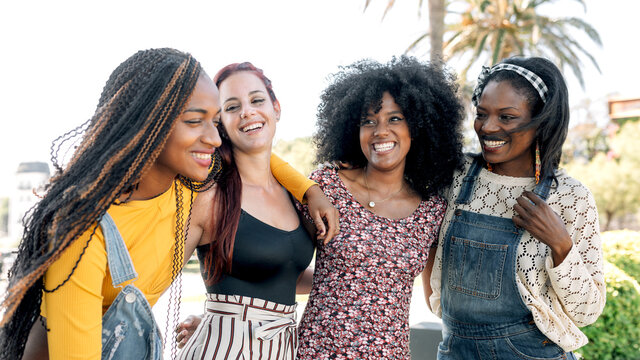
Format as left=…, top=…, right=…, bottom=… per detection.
left=0, top=0, right=638, bottom=196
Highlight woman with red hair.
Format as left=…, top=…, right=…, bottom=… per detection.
left=177, top=62, right=318, bottom=360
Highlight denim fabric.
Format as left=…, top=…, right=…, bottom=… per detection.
left=438, top=157, right=576, bottom=360
left=99, top=213, right=162, bottom=360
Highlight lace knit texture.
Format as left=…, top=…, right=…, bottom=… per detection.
left=429, top=155, right=605, bottom=352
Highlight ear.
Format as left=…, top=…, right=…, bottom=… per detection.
left=273, top=100, right=281, bottom=121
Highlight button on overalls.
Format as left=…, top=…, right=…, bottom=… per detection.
left=100, top=213, right=163, bottom=360
left=438, top=157, right=576, bottom=360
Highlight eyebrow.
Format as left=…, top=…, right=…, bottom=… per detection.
left=183, top=108, right=207, bottom=114
left=367, top=109, right=404, bottom=116
left=476, top=106, right=520, bottom=111
left=223, top=90, right=267, bottom=104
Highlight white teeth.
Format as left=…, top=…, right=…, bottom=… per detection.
left=373, top=142, right=395, bottom=152
left=241, top=123, right=263, bottom=132
left=483, top=140, right=507, bottom=148
left=191, top=152, right=211, bottom=160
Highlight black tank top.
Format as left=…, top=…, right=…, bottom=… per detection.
left=196, top=209, right=314, bottom=305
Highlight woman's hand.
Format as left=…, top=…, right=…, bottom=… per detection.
left=304, top=185, right=340, bottom=244
left=513, top=190, right=573, bottom=266
left=175, top=314, right=203, bottom=348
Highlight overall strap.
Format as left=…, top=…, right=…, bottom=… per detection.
left=532, top=175, right=553, bottom=201
left=455, top=155, right=484, bottom=205
left=100, top=213, right=138, bottom=287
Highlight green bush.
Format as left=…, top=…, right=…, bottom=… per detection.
left=602, top=230, right=640, bottom=282
left=577, top=261, right=640, bottom=360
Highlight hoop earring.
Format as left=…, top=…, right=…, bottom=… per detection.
left=535, top=141, right=541, bottom=184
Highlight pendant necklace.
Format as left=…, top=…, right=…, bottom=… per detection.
left=362, top=167, right=404, bottom=208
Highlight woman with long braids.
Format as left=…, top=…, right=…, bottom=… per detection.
left=429, top=57, right=605, bottom=359
left=0, top=49, right=337, bottom=360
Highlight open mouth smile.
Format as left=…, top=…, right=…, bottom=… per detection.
left=240, top=122, right=264, bottom=133
left=373, top=142, right=395, bottom=153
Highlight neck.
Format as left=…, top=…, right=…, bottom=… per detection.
left=126, top=167, right=176, bottom=201
left=363, top=164, right=406, bottom=194
left=233, top=148, right=276, bottom=189
left=491, top=160, right=535, bottom=178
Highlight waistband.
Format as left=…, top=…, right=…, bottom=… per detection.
left=205, top=294, right=297, bottom=341
left=442, top=313, right=539, bottom=339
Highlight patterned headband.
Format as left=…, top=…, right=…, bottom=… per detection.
left=471, top=63, right=549, bottom=106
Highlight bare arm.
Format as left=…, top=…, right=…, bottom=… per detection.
left=183, top=185, right=216, bottom=266
left=421, top=247, right=438, bottom=312
left=296, top=266, right=315, bottom=294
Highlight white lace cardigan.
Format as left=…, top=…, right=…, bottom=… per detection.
left=429, top=155, right=606, bottom=352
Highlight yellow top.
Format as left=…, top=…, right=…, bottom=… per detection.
left=43, top=154, right=314, bottom=359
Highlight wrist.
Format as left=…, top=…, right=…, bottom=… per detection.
left=550, top=237, right=573, bottom=266
left=303, top=184, right=320, bottom=202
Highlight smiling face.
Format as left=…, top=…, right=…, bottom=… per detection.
left=218, top=71, right=281, bottom=154
left=474, top=80, right=537, bottom=177
left=153, top=75, right=222, bottom=182
left=359, top=92, right=411, bottom=172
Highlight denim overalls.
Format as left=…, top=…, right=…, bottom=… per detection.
left=100, top=213, right=163, bottom=360
left=438, top=157, right=576, bottom=360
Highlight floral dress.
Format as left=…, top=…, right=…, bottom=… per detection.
left=297, top=167, right=446, bottom=359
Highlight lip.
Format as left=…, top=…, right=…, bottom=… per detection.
left=191, top=150, right=214, bottom=168
left=239, top=121, right=265, bottom=133
left=371, top=141, right=396, bottom=154
left=479, top=135, right=507, bottom=153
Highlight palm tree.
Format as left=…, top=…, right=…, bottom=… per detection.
left=439, top=0, right=601, bottom=86
left=365, top=0, right=601, bottom=87
left=364, top=0, right=446, bottom=63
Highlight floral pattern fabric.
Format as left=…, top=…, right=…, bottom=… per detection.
left=297, top=167, right=446, bottom=359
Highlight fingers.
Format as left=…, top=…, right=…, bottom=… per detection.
left=322, top=209, right=340, bottom=244
left=312, top=211, right=327, bottom=239
left=522, top=190, right=543, bottom=205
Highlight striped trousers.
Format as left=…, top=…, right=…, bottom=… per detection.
left=177, top=294, right=298, bottom=360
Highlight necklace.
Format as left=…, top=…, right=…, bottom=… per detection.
left=362, top=167, right=404, bottom=208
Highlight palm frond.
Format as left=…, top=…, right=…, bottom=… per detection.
left=407, top=32, right=431, bottom=52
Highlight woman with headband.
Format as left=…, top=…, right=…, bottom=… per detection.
left=429, top=57, right=605, bottom=359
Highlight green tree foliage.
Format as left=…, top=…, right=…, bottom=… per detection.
left=273, top=137, right=316, bottom=176
left=578, top=260, right=640, bottom=360
left=566, top=122, right=640, bottom=230
left=438, top=0, right=601, bottom=86
left=562, top=122, right=610, bottom=164
left=602, top=230, right=640, bottom=283
left=365, top=0, right=601, bottom=87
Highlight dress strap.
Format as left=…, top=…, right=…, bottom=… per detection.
left=455, top=155, right=484, bottom=205
left=100, top=213, right=138, bottom=287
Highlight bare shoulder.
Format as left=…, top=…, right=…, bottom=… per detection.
left=337, top=168, right=360, bottom=184
left=190, top=184, right=217, bottom=241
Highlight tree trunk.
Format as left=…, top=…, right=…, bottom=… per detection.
left=604, top=211, right=613, bottom=231
left=428, top=0, right=445, bottom=63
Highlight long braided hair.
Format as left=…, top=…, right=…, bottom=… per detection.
left=0, top=48, right=216, bottom=359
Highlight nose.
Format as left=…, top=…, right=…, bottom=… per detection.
left=480, top=115, right=500, bottom=133
left=373, top=120, right=390, bottom=137
left=202, top=121, right=222, bottom=148
left=240, top=106, right=256, bottom=120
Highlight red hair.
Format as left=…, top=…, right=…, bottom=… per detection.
left=213, top=62, right=278, bottom=103
left=204, top=62, right=277, bottom=284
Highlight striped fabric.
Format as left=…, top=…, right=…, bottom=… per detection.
left=177, top=294, right=298, bottom=360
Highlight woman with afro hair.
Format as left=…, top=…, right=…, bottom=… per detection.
left=296, top=56, right=465, bottom=359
